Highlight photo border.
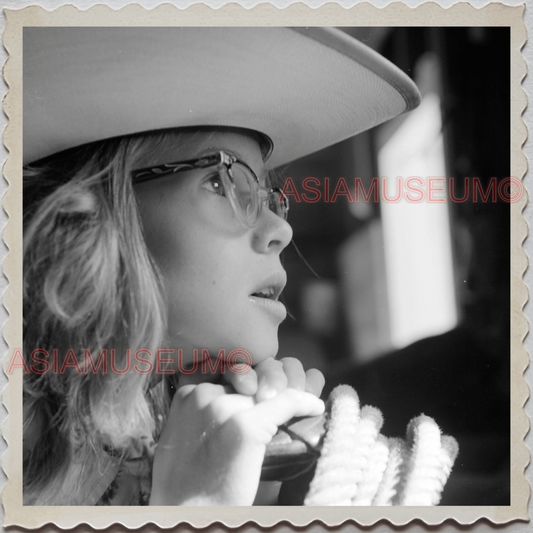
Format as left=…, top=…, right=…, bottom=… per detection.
left=2, top=2, right=528, bottom=528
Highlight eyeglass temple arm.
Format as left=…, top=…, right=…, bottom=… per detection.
left=131, top=153, right=225, bottom=183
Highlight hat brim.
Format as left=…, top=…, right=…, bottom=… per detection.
left=23, top=27, right=420, bottom=167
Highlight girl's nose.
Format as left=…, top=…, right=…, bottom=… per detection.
left=251, top=208, right=293, bottom=254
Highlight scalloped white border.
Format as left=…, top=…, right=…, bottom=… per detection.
left=1, top=2, right=529, bottom=530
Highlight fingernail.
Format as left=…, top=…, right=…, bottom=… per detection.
left=233, top=372, right=257, bottom=395
left=258, top=386, right=278, bottom=401
left=238, top=372, right=257, bottom=394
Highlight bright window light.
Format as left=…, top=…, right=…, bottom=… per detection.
left=378, top=92, right=457, bottom=349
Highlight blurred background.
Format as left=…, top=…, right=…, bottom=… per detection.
left=277, top=27, right=510, bottom=506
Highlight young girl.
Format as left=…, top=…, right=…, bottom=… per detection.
left=22, top=27, right=420, bottom=506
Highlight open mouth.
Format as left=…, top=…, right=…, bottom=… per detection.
left=248, top=272, right=288, bottom=321
left=251, top=286, right=278, bottom=300
left=249, top=273, right=286, bottom=301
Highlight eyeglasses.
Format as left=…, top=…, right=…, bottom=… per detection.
left=132, top=150, right=289, bottom=228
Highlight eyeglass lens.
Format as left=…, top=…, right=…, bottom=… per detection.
left=229, top=164, right=288, bottom=224
left=230, top=164, right=257, bottom=220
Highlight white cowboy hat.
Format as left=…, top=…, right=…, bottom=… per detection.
left=23, top=27, right=420, bottom=167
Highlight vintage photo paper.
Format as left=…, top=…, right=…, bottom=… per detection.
left=2, top=2, right=528, bottom=529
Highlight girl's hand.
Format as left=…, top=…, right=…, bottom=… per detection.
left=150, top=379, right=325, bottom=505
left=224, top=356, right=325, bottom=402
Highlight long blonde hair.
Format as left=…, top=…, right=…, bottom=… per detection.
left=23, top=127, right=274, bottom=503
left=22, top=132, right=184, bottom=501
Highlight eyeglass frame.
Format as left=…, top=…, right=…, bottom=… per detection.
left=131, top=150, right=289, bottom=228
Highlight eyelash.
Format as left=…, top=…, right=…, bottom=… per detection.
left=203, top=172, right=227, bottom=197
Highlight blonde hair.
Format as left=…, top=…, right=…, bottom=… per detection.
left=23, top=132, right=181, bottom=502
left=23, top=127, right=274, bottom=503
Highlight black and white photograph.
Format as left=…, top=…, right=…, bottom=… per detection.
left=1, top=2, right=528, bottom=530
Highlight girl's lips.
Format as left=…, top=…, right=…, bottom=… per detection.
left=249, top=295, right=287, bottom=321
left=250, top=272, right=287, bottom=302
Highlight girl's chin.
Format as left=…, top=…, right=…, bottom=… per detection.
left=163, top=336, right=280, bottom=374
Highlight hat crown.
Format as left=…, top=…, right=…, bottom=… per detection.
left=24, top=27, right=420, bottom=167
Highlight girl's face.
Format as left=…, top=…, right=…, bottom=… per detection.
left=135, top=130, right=293, bottom=368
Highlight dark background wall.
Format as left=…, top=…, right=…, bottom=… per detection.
left=277, top=27, right=510, bottom=505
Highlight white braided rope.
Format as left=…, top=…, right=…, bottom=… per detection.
left=304, top=386, right=459, bottom=507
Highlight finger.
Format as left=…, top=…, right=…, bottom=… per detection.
left=243, top=389, right=325, bottom=431
left=177, top=368, right=222, bottom=388
left=175, top=383, right=197, bottom=400
left=207, top=392, right=256, bottom=425
left=281, top=357, right=306, bottom=391
left=223, top=365, right=258, bottom=396
left=254, top=357, right=288, bottom=402
left=174, top=381, right=231, bottom=408
left=304, top=368, right=326, bottom=397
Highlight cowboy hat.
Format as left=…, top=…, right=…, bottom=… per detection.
left=23, top=27, right=420, bottom=167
